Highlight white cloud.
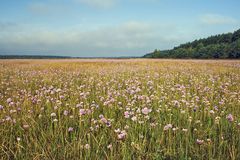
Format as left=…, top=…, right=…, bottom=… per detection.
left=0, top=21, right=187, bottom=56
left=28, top=2, right=67, bottom=15
left=75, top=0, right=117, bottom=9
left=200, top=14, right=238, bottom=25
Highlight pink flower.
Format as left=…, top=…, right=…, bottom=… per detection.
left=141, top=107, right=152, bottom=115
left=124, top=111, right=130, bottom=118
left=63, top=110, right=69, bottom=116
left=117, top=130, right=127, bottom=140
left=209, top=110, right=214, bottom=114
left=196, top=139, right=204, bottom=145
left=100, top=117, right=108, bottom=123
left=226, top=114, right=234, bottom=122
left=68, top=127, right=74, bottom=132
left=79, top=109, right=86, bottom=116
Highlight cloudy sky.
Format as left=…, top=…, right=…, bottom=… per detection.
left=0, top=0, right=239, bottom=57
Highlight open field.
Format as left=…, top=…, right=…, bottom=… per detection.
left=0, top=59, right=240, bottom=159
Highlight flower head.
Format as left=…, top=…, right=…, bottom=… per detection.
left=226, top=114, right=234, bottom=122
left=124, top=111, right=130, bottom=118
left=68, top=127, right=74, bottom=132
left=141, top=107, right=152, bottom=115
left=163, top=124, right=173, bottom=131
left=79, top=109, right=86, bottom=116
left=7, top=98, right=12, bottom=103
left=196, top=139, right=204, bottom=145
left=50, top=112, right=56, bottom=117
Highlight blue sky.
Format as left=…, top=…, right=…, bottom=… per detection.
left=0, top=0, right=239, bottom=57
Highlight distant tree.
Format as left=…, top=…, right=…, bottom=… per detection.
left=143, top=28, right=240, bottom=59
left=232, top=29, right=240, bottom=42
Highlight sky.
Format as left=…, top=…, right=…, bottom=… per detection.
left=0, top=0, right=240, bottom=57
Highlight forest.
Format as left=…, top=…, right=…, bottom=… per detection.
left=143, top=29, right=240, bottom=59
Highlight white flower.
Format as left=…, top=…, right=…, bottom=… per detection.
left=50, top=113, right=56, bottom=117
left=141, top=107, right=152, bottom=115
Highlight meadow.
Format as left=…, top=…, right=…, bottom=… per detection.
left=0, top=59, right=240, bottom=160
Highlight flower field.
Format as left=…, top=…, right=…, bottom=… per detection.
left=0, top=59, right=240, bottom=159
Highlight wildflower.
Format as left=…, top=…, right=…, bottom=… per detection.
left=117, top=130, right=127, bottom=140
left=131, top=116, right=137, bottom=121
left=124, top=125, right=129, bottom=130
left=237, top=123, right=240, bottom=129
left=56, top=88, right=62, bottom=92
left=114, top=128, right=121, bottom=133
left=68, top=127, right=74, bottom=132
left=5, top=116, right=11, bottom=121
left=193, top=108, right=197, bottom=112
left=63, top=110, right=69, bottom=116
left=17, top=137, right=21, bottom=141
left=107, top=144, right=112, bottom=150
left=139, top=134, right=144, bottom=139
left=171, top=127, right=176, bottom=131
left=100, top=117, right=108, bottom=123
left=164, top=124, right=173, bottom=131
left=38, top=114, right=42, bottom=118
left=9, top=102, right=15, bottom=106
left=181, top=110, right=186, bottom=114
left=0, top=105, right=3, bottom=110
left=150, top=123, right=156, bottom=127
left=84, top=144, right=90, bottom=149
left=182, top=128, right=188, bottom=132
left=226, top=114, right=234, bottom=122
left=196, top=139, right=204, bottom=145
left=215, top=116, right=221, bottom=124
left=50, top=113, right=56, bottom=117
left=141, top=107, right=152, bottom=115
left=106, top=121, right=111, bottom=127
left=188, top=117, right=192, bottom=122
left=79, top=109, right=86, bottom=116
left=23, top=124, right=30, bottom=129
left=124, top=111, right=130, bottom=118
left=76, top=104, right=81, bottom=108
left=209, top=110, right=214, bottom=114
left=7, top=98, right=12, bottom=103
left=53, top=118, right=58, bottom=122
left=99, top=114, right=104, bottom=119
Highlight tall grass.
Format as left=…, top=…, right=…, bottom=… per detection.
left=0, top=59, right=240, bottom=159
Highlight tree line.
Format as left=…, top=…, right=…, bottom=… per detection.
left=143, top=29, right=240, bottom=59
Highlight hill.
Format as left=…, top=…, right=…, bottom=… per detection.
left=143, top=29, right=240, bottom=59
